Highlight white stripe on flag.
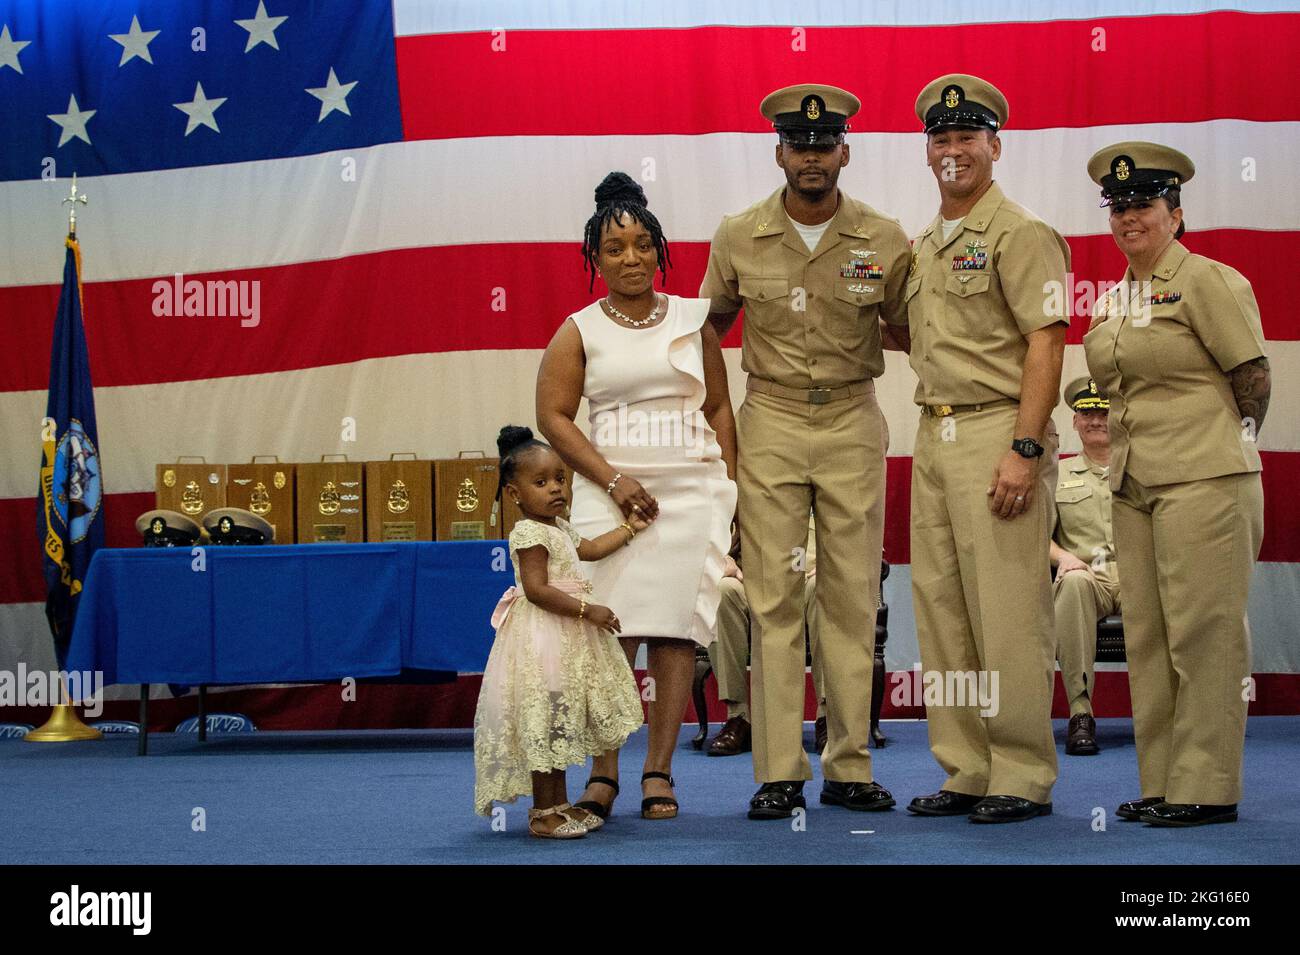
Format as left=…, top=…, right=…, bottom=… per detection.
left=2, top=341, right=1299, bottom=499
left=4, top=121, right=1298, bottom=287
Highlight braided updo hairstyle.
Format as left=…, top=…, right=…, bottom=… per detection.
left=495, top=424, right=551, bottom=505
left=581, top=171, right=672, bottom=292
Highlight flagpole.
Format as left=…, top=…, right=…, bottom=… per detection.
left=26, top=174, right=101, bottom=744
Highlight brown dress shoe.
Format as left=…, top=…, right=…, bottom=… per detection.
left=814, top=716, right=827, bottom=754
left=1066, top=713, right=1099, bottom=755
left=707, top=715, right=752, bottom=756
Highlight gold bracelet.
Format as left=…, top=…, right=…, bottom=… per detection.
left=578, top=597, right=587, bottom=619
left=620, top=521, right=636, bottom=542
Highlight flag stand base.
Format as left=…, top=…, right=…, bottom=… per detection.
left=24, top=705, right=102, bottom=742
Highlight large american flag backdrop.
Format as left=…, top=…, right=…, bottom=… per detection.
left=2, top=1, right=1298, bottom=718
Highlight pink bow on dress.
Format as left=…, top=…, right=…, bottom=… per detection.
left=490, top=578, right=594, bottom=629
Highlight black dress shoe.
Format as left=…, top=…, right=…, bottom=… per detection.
left=748, top=781, right=806, bottom=820
left=907, top=789, right=983, bottom=816
left=821, top=780, right=896, bottom=812
left=1066, top=713, right=1099, bottom=755
left=968, top=795, right=1052, bottom=824
left=1116, top=796, right=1164, bottom=821
left=1140, top=802, right=1238, bottom=827
left=814, top=716, right=827, bottom=754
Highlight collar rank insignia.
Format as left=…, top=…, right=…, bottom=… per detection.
left=846, top=283, right=876, bottom=294
left=951, top=252, right=988, bottom=271
left=1146, top=290, right=1182, bottom=305
left=908, top=247, right=919, bottom=277
left=841, top=258, right=885, bottom=279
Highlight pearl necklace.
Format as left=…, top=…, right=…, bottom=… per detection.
left=604, top=294, right=663, bottom=327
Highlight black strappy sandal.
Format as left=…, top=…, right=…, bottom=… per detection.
left=573, top=776, right=619, bottom=820
left=641, top=771, right=679, bottom=820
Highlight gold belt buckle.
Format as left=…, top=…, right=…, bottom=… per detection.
left=809, top=388, right=833, bottom=405
left=931, top=404, right=954, bottom=417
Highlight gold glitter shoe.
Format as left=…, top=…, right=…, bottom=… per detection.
left=527, top=805, right=587, bottom=839
left=557, top=802, right=604, bottom=832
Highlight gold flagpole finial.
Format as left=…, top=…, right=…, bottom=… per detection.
left=62, top=173, right=87, bottom=238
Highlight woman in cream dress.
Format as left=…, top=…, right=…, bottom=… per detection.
left=537, top=172, right=737, bottom=819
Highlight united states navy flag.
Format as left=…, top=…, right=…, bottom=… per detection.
left=37, top=238, right=103, bottom=667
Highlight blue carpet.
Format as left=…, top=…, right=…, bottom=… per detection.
left=2, top=719, right=1297, bottom=864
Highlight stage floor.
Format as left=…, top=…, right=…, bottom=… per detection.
left=2, top=719, right=1297, bottom=865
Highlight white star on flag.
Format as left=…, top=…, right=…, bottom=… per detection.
left=108, top=15, right=160, bottom=66
left=47, top=94, right=96, bottom=147
left=173, top=82, right=227, bottom=136
left=0, top=23, right=31, bottom=73
left=235, top=1, right=288, bottom=52
left=305, top=67, right=358, bottom=122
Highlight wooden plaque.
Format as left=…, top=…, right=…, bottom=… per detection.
left=156, top=461, right=227, bottom=526
left=295, top=459, right=365, bottom=543
left=364, top=458, right=433, bottom=541
left=433, top=456, right=499, bottom=540
left=225, top=460, right=295, bottom=544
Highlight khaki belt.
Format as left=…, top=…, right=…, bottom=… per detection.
left=746, top=377, right=874, bottom=405
left=920, top=398, right=1017, bottom=417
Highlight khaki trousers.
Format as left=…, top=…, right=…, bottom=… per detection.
left=1113, top=471, right=1263, bottom=805
left=709, top=576, right=824, bottom=708
left=910, top=404, right=1058, bottom=804
left=1053, top=563, right=1120, bottom=714
left=738, top=388, right=884, bottom=783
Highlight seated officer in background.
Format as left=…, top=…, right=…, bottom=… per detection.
left=708, top=514, right=827, bottom=756
left=1050, top=377, right=1119, bottom=756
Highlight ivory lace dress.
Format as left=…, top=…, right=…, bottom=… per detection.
left=472, top=518, right=642, bottom=815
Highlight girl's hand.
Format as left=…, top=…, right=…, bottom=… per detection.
left=627, top=510, right=653, bottom=533
left=586, top=604, right=621, bottom=634
left=611, top=475, right=658, bottom=521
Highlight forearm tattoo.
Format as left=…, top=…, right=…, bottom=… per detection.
left=1230, top=356, right=1271, bottom=434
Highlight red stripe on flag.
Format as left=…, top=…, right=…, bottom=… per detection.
left=1, top=490, right=153, bottom=605
left=396, top=14, right=1300, bottom=139
left=2, top=231, right=1295, bottom=391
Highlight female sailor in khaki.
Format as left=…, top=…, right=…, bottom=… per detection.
left=1083, top=142, right=1270, bottom=827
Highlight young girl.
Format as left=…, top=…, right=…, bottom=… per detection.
left=473, top=425, right=648, bottom=838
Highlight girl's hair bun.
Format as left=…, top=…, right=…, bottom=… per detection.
left=496, top=424, right=535, bottom=458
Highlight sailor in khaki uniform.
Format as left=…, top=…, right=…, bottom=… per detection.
left=700, top=84, right=911, bottom=819
left=706, top=514, right=824, bottom=757
left=1050, top=377, right=1119, bottom=756
left=1083, top=142, right=1269, bottom=827
left=901, top=74, right=1068, bottom=823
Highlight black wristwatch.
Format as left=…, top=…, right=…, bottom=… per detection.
left=1011, top=437, right=1044, bottom=459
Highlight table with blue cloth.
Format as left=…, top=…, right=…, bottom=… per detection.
left=65, top=541, right=512, bottom=753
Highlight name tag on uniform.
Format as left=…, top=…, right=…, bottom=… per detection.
left=1059, top=480, right=1085, bottom=489
left=1145, top=290, right=1181, bottom=305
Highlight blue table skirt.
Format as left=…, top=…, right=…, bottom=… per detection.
left=66, top=542, right=513, bottom=686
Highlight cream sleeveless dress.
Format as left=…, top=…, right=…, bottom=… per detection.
left=568, top=294, right=737, bottom=646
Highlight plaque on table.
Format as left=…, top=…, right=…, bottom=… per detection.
left=500, top=467, right=574, bottom=538
left=226, top=456, right=295, bottom=544
left=156, top=458, right=227, bottom=527
left=433, top=453, right=499, bottom=540
left=295, top=456, right=365, bottom=542
left=365, top=454, right=433, bottom=541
